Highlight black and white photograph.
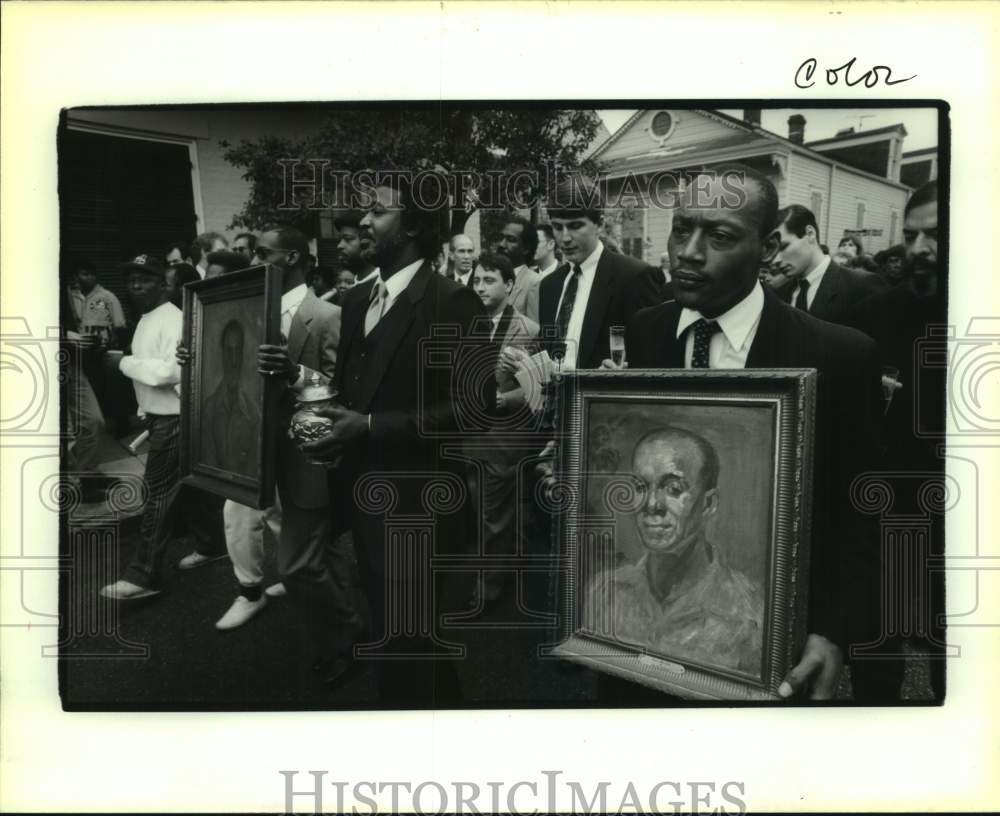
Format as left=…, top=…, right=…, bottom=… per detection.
left=8, top=6, right=995, bottom=810
left=49, top=100, right=947, bottom=711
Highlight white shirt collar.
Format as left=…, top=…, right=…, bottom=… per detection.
left=804, top=254, right=831, bottom=287
left=280, top=283, right=309, bottom=315
left=577, top=240, right=604, bottom=280
left=676, top=281, right=765, bottom=352
left=356, top=268, right=380, bottom=286
left=538, top=259, right=559, bottom=277
left=383, top=258, right=424, bottom=301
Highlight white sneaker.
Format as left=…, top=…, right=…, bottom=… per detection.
left=264, top=582, right=287, bottom=598
left=178, top=551, right=229, bottom=570
left=100, top=580, right=162, bottom=601
left=215, top=594, right=267, bottom=630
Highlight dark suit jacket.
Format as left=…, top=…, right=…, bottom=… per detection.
left=335, top=261, right=487, bottom=473
left=777, top=259, right=887, bottom=326
left=276, top=290, right=340, bottom=510
left=538, top=248, right=663, bottom=369
left=627, top=286, right=883, bottom=649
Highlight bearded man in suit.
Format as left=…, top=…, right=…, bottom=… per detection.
left=301, top=174, right=487, bottom=704
left=611, top=164, right=883, bottom=701
left=771, top=204, right=886, bottom=326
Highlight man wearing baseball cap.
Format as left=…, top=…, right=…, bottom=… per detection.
left=101, top=253, right=223, bottom=600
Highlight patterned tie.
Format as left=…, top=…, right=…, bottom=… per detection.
left=794, top=278, right=810, bottom=311
left=553, top=264, right=582, bottom=361
left=364, top=280, right=387, bottom=336
left=690, top=318, right=721, bottom=368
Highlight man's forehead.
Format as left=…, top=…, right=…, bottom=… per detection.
left=635, top=435, right=703, bottom=471
left=502, top=223, right=523, bottom=235
left=549, top=215, right=596, bottom=227
left=904, top=201, right=937, bottom=230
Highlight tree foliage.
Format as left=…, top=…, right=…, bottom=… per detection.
left=222, top=107, right=603, bottom=234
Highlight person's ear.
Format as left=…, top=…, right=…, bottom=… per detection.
left=702, top=488, right=719, bottom=520
left=505, top=279, right=514, bottom=295
left=761, top=229, right=780, bottom=265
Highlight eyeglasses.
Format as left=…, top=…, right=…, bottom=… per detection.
left=254, top=246, right=293, bottom=259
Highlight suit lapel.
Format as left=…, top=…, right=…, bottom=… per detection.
left=809, top=262, right=842, bottom=317
left=355, top=261, right=432, bottom=409
left=746, top=287, right=790, bottom=368
left=662, top=305, right=685, bottom=368
left=286, top=290, right=316, bottom=364
left=494, top=304, right=514, bottom=346
left=577, top=252, right=615, bottom=368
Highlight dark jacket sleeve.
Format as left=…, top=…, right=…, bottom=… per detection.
left=807, top=328, right=884, bottom=649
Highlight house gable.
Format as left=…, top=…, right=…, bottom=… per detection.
left=592, top=109, right=750, bottom=165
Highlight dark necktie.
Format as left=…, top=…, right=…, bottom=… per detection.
left=794, top=279, right=810, bottom=311
left=690, top=318, right=721, bottom=369
left=553, top=264, right=582, bottom=361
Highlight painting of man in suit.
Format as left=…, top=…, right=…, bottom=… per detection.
left=586, top=423, right=766, bottom=677
left=202, top=318, right=256, bottom=476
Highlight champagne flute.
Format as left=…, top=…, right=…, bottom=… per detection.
left=609, top=325, right=626, bottom=368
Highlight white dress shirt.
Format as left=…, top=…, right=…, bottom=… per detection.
left=196, top=263, right=208, bottom=280
left=538, top=259, right=559, bottom=279
left=791, top=254, right=831, bottom=310
left=356, top=268, right=380, bottom=287
left=119, top=301, right=183, bottom=415
left=555, top=240, right=603, bottom=370
left=280, top=283, right=309, bottom=340
left=455, top=269, right=473, bottom=288
left=676, top=282, right=765, bottom=369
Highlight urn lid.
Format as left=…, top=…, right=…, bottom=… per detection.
left=297, top=372, right=338, bottom=404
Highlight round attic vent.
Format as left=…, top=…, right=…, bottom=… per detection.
left=650, top=110, right=675, bottom=140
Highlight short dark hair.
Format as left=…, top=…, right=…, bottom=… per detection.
left=170, top=262, right=201, bottom=288
left=233, top=232, right=257, bottom=250
left=206, top=250, right=248, bottom=276
left=776, top=203, right=821, bottom=244
left=537, top=223, right=555, bottom=243
left=546, top=174, right=604, bottom=223
left=310, top=265, right=336, bottom=287
left=504, top=215, right=539, bottom=260
left=333, top=210, right=365, bottom=230
left=704, top=163, right=779, bottom=239
left=164, top=241, right=188, bottom=261
left=377, top=172, right=449, bottom=261
left=635, top=426, right=720, bottom=492
left=839, top=234, right=865, bottom=255
left=905, top=180, right=938, bottom=217
left=73, top=258, right=97, bottom=275
left=190, top=231, right=227, bottom=265
left=263, top=224, right=310, bottom=269
left=476, top=251, right=515, bottom=285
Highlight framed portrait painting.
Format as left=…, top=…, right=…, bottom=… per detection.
left=179, top=264, right=282, bottom=509
left=550, top=368, right=817, bottom=701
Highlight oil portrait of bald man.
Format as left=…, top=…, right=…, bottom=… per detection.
left=583, top=407, right=773, bottom=678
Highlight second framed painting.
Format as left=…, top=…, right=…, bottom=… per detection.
left=180, top=264, right=282, bottom=509
left=550, top=368, right=817, bottom=701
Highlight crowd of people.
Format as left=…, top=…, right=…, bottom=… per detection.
left=62, top=167, right=943, bottom=705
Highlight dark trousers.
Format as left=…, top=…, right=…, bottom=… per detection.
left=275, top=488, right=363, bottom=661
left=122, top=415, right=222, bottom=588
left=351, top=492, right=463, bottom=705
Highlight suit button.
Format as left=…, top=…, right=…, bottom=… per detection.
left=361, top=352, right=366, bottom=358
left=353, top=375, right=359, bottom=381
